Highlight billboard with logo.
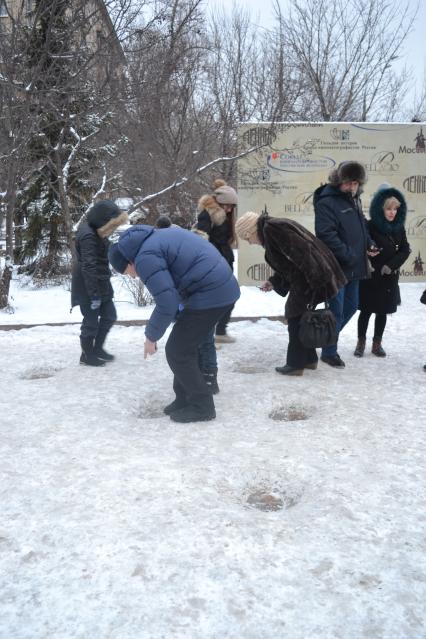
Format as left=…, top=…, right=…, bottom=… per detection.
left=237, top=122, right=426, bottom=284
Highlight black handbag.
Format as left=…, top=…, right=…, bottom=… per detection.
left=298, top=303, right=337, bottom=349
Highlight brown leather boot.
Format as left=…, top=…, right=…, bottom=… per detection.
left=354, top=338, right=366, bottom=357
left=372, top=339, right=386, bottom=357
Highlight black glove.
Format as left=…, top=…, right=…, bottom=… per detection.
left=421, top=289, right=426, bottom=305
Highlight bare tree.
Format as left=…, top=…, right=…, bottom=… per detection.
left=277, top=0, right=416, bottom=121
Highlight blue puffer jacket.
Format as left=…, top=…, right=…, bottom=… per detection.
left=116, top=225, right=240, bottom=341
left=314, top=184, right=373, bottom=281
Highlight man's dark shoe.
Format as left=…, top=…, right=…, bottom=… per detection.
left=169, top=405, right=216, bottom=423
left=275, top=365, right=304, bottom=376
left=163, top=399, right=187, bottom=415
left=423, top=364, right=426, bottom=372
left=94, top=347, right=115, bottom=362
left=304, top=362, right=318, bottom=370
left=320, top=354, right=345, bottom=368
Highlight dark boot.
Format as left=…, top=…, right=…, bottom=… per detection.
left=163, top=398, right=188, bottom=415
left=203, top=371, right=219, bottom=394
left=372, top=339, right=386, bottom=357
left=275, top=365, right=304, bottom=376
left=94, top=330, right=114, bottom=361
left=80, top=337, right=106, bottom=367
left=170, top=395, right=216, bottom=423
left=354, top=338, right=366, bottom=357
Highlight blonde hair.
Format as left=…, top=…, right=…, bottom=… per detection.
left=383, top=196, right=400, bottom=210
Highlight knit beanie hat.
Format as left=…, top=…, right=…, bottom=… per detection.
left=213, top=179, right=238, bottom=206
left=108, top=243, right=130, bottom=274
left=328, top=161, right=367, bottom=187
left=235, top=211, right=260, bottom=240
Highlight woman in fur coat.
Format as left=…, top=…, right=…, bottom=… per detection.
left=195, top=179, right=238, bottom=343
left=355, top=185, right=411, bottom=358
left=235, top=211, right=347, bottom=376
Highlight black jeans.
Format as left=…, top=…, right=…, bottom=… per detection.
left=79, top=299, right=117, bottom=339
left=165, top=305, right=233, bottom=409
left=286, top=316, right=318, bottom=368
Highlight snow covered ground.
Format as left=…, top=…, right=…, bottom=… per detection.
left=1, top=276, right=426, bottom=639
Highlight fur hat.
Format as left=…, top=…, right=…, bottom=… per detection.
left=328, top=161, right=367, bottom=187
left=86, top=199, right=128, bottom=238
left=235, top=211, right=260, bottom=240
left=213, top=178, right=238, bottom=206
left=108, top=243, right=130, bottom=274
left=156, top=215, right=172, bottom=228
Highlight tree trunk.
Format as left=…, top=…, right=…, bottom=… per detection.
left=0, top=257, right=13, bottom=309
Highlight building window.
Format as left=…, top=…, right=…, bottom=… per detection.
left=0, top=1, right=8, bottom=18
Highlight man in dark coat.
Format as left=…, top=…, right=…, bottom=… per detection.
left=108, top=225, right=240, bottom=423
left=314, top=161, right=379, bottom=368
left=235, top=211, right=346, bottom=376
left=71, top=200, right=128, bottom=366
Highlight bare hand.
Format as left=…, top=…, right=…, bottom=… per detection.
left=367, top=246, right=380, bottom=257
left=144, top=339, right=157, bottom=359
left=259, top=281, right=273, bottom=292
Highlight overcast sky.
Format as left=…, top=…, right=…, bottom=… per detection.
left=206, top=0, right=426, bottom=106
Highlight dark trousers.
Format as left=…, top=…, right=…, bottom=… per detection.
left=358, top=311, right=387, bottom=340
left=165, top=305, right=233, bottom=409
left=215, top=303, right=235, bottom=336
left=79, top=299, right=117, bottom=340
left=287, top=315, right=318, bottom=369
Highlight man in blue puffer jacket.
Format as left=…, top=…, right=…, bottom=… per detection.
left=108, top=225, right=240, bottom=423
left=314, top=161, right=379, bottom=368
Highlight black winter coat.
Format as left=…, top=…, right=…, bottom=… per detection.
left=258, top=215, right=347, bottom=318
left=359, top=187, right=410, bottom=314
left=314, top=184, right=373, bottom=281
left=195, top=195, right=235, bottom=266
left=71, top=223, right=114, bottom=307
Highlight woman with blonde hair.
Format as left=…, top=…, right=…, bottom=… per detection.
left=355, top=185, right=410, bottom=357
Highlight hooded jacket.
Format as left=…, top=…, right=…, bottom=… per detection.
left=359, top=187, right=411, bottom=314
left=314, top=184, right=373, bottom=281
left=257, top=215, right=347, bottom=318
left=115, top=225, right=240, bottom=342
left=194, top=195, right=235, bottom=266
left=71, top=200, right=127, bottom=307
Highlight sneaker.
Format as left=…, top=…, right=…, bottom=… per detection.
left=215, top=334, right=236, bottom=344
left=275, top=365, right=304, bottom=376
left=320, top=354, right=345, bottom=368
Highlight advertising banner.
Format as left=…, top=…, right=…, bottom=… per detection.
left=237, top=122, right=426, bottom=284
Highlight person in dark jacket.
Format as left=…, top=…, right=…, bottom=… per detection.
left=235, top=211, right=347, bottom=376
left=355, top=185, right=411, bottom=358
left=71, top=200, right=128, bottom=366
left=108, top=225, right=240, bottom=423
left=314, top=161, right=379, bottom=368
left=194, top=179, right=238, bottom=343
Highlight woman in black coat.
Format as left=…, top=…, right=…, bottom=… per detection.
left=71, top=200, right=128, bottom=366
left=236, top=211, right=347, bottom=376
left=355, top=186, right=411, bottom=357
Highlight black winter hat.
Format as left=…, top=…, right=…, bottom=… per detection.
left=87, top=200, right=128, bottom=238
left=108, top=242, right=130, bottom=274
left=329, top=161, right=367, bottom=187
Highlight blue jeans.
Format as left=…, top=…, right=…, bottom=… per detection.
left=322, top=281, right=359, bottom=357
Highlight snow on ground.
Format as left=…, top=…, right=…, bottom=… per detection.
left=1, top=280, right=426, bottom=639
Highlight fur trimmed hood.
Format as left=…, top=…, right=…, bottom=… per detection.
left=197, top=195, right=227, bottom=226
left=369, top=187, right=407, bottom=235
